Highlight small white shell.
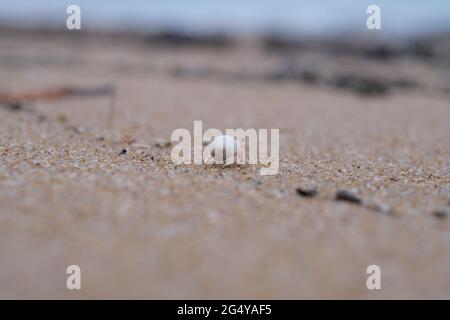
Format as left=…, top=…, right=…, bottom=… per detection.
left=206, top=135, right=240, bottom=164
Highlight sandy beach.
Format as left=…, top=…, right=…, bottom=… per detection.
left=0, top=29, right=449, bottom=299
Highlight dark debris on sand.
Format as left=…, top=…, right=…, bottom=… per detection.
left=295, top=187, right=319, bottom=198
left=335, top=190, right=362, bottom=205
left=330, top=73, right=418, bottom=96
left=433, top=209, right=449, bottom=219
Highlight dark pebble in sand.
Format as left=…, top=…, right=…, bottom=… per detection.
left=119, top=149, right=127, bottom=156
left=3, top=102, right=23, bottom=111
left=432, top=210, right=448, bottom=219
left=296, top=187, right=318, bottom=198
left=335, top=190, right=362, bottom=204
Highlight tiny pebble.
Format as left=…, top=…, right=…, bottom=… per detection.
left=119, top=149, right=127, bottom=155
left=335, top=190, right=362, bottom=204
left=5, top=102, right=23, bottom=111
left=366, top=202, right=392, bottom=215
left=432, top=210, right=448, bottom=219
left=295, top=187, right=318, bottom=198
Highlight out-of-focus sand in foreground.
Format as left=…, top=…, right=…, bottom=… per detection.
left=0, top=30, right=449, bottom=299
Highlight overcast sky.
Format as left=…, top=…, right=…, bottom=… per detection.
left=1, top=0, right=449, bottom=36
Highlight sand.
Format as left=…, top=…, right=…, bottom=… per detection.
left=0, top=31, right=449, bottom=299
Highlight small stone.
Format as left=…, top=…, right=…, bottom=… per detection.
left=2, top=102, right=23, bottom=111
left=74, top=126, right=86, bottom=133
left=56, top=114, right=68, bottom=123
left=432, top=210, right=449, bottom=219
left=366, top=202, right=392, bottom=215
left=295, top=187, right=318, bottom=198
left=335, top=190, right=362, bottom=204
left=119, top=149, right=127, bottom=156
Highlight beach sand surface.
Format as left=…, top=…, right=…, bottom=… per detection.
left=0, top=32, right=449, bottom=299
